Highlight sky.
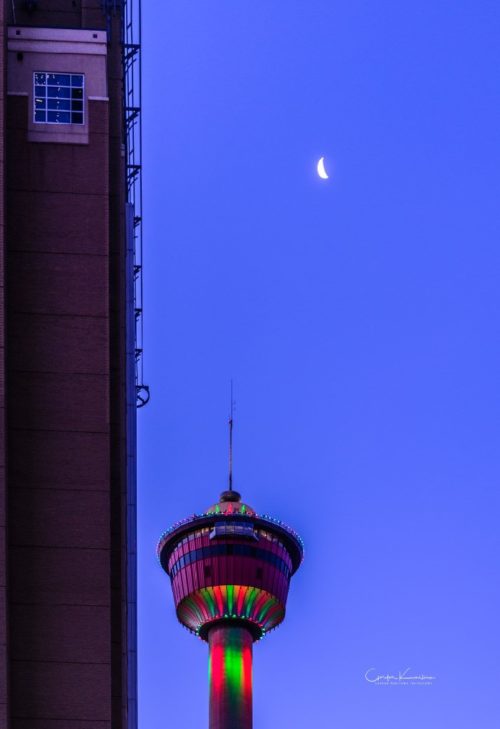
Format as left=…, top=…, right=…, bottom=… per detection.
left=138, top=2, right=500, bottom=727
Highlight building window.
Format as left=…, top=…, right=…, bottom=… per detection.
left=34, top=72, right=84, bottom=125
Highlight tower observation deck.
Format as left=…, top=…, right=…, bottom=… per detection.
left=158, top=489, right=303, bottom=729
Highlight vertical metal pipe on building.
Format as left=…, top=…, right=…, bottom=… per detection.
left=208, top=625, right=253, bottom=729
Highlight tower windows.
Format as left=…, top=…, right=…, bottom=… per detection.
left=169, top=544, right=291, bottom=578
left=33, top=72, right=84, bottom=125
left=210, top=520, right=258, bottom=540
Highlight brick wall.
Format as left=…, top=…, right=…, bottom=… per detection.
left=4, top=3, right=129, bottom=727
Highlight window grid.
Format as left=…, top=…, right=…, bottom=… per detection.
left=33, top=72, right=85, bottom=125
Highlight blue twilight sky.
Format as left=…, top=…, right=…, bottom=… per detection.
left=138, top=2, right=500, bottom=727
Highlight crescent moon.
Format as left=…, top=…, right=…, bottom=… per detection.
left=317, top=157, right=329, bottom=180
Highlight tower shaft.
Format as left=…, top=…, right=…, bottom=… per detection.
left=208, top=625, right=253, bottom=729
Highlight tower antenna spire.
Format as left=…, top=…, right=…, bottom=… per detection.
left=228, top=380, right=234, bottom=491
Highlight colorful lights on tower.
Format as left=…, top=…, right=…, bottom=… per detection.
left=158, top=489, right=303, bottom=729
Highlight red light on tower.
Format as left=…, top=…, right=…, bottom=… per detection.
left=158, top=489, right=303, bottom=729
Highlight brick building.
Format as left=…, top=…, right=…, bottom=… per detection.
left=0, top=2, right=144, bottom=727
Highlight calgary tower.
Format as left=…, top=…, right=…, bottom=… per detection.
left=157, top=416, right=303, bottom=729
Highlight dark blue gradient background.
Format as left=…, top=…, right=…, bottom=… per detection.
left=139, top=2, right=500, bottom=726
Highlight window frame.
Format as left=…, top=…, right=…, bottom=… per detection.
left=33, top=71, right=85, bottom=126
